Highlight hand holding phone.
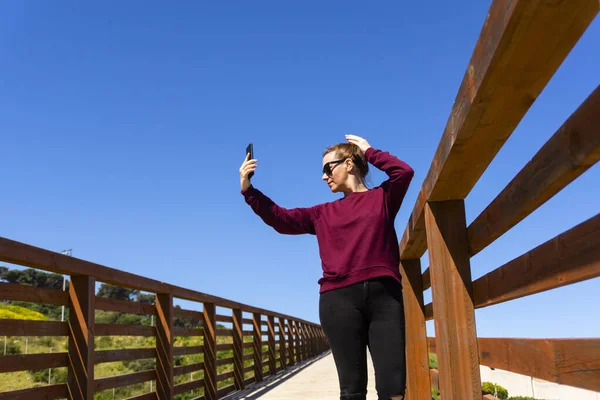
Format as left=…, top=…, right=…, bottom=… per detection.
left=239, top=143, right=256, bottom=191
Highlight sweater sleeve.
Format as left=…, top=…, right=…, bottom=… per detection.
left=365, top=147, right=414, bottom=215
left=241, top=186, right=319, bottom=235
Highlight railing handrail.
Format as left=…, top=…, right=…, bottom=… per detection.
left=0, top=236, right=319, bottom=326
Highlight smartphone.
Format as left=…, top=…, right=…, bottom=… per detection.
left=246, top=143, right=254, bottom=179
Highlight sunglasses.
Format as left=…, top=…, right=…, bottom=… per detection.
left=322, top=159, right=345, bottom=176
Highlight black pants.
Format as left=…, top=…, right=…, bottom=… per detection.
left=319, top=277, right=406, bottom=400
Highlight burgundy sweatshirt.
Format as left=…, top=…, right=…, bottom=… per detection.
left=242, top=147, right=414, bottom=293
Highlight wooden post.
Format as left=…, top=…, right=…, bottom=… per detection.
left=232, top=308, right=244, bottom=390
left=67, top=275, right=95, bottom=400
left=287, top=320, right=295, bottom=366
left=155, top=293, right=173, bottom=400
left=267, top=315, right=276, bottom=375
left=425, top=200, right=481, bottom=399
left=252, top=313, right=263, bottom=382
left=294, top=321, right=302, bottom=362
left=400, top=259, right=431, bottom=400
left=203, top=303, right=217, bottom=400
left=277, top=318, right=287, bottom=370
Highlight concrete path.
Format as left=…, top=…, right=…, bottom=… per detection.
left=223, top=351, right=378, bottom=399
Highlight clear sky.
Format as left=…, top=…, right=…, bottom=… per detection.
left=1, top=1, right=598, bottom=338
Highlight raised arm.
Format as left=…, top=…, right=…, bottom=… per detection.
left=242, top=186, right=319, bottom=235
left=346, top=134, right=414, bottom=215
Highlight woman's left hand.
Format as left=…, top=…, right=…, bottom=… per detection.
left=345, top=134, right=372, bottom=153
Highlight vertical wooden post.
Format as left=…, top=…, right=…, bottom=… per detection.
left=307, top=325, right=314, bottom=358
left=156, top=293, right=174, bottom=400
left=267, top=315, right=276, bottom=376
left=232, top=308, right=244, bottom=391
left=67, top=275, right=95, bottom=400
left=400, top=259, right=431, bottom=400
left=252, top=313, right=263, bottom=382
left=425, top=200, right=481, bottom=399
left=294, top=321, right=302, bottom=362
left=277, top=318, right=287, bottom=370
left=203, top=303, right=217, bottom=400
left=287, top=320, right=295, bottom=366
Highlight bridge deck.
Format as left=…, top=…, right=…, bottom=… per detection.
left=224, top=351, right=378, bottom=399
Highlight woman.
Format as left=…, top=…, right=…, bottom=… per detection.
left=239, top=134, right=414, bottom=400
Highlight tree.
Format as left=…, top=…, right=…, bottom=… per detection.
left=1, top=268, right=67, bottom=290
left=0, top=266, right=8, bottom=281
left=97, top=283, right=138, bottom=301
left=136, top=293, right=156, bottom=305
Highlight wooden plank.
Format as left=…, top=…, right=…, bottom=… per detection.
left=216, top=328, right=232, bottom=337
left=277, top=318, right=287, bottom=370
left=216, top=357, right=234, bottom=367
left=216, top=314, right=233, bottom=323
left=173, top=307, right=204, bottom=323
left=216, top=384, right=236, bottom=398
left=233, top=308, right=245, bottom=390
left=95, top=296, right=155, bottom=315
left=0, top=236, right=320, bottom=326
left=287, top=320, right=295, bottom=366
left=203, top=302, right=217, bottom=400
left=217, top=343, right=233, bottom=352
left=399, top=259, right=431, bottom=400
left=0, top=319, right=68, bottom=336
left=424, top=302, right=433, bottom=321
left=68, top=275, right=95, bottom=400
left=430, top=368, right=440, bottom=391
left=0, top=352, right=69, bottom=373
left=473, top=214, right=600, bottom=308
left=0, top=384, right=68, bottom=400
left=155, top=293, right=174, bottom=400
left=478, top=338, right=600, bottom=392
left=399, top=0, right=599, bottom=260
left=95, top=348, right=156, bottom=364
left=469, top=86, right=600, bottom=255
left=173, top=327, right=203, bottom=337
left=267, top=316, right=277, bottom=376
left=0, top=282, right=68, bottom=306
left=123, top=393, right=158, bottom=400
left=173, top=345, right=203, bottom=356
left=253, top=313, right=263, bottom=382
left=174, top=362, right=204, bottom=376
left=217, top=370, right=234, bottom=381
left=95, top=324, right=155, bottom=337
left=425, top=200, right=481, bottom=399
left=95, top=370, right=157, bottom=392
left=173, top=379, right=204, bottom=395
left=422, top=267, right=431, bottom=290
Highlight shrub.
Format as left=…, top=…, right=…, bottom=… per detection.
left=5, top=340, right=21, bottom=355
left=428, top=352, right=438, bottom=369
left=431, top=387, right=440, bottom=400
left=508, top=397, right=547, bottom=400
left=482, top=382, right=508, bottom=400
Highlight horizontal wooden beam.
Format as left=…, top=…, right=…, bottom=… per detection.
left=94, top=370, right=157, bottom=392
left=173, top=378, right=205, bottom=396
left=473, top=213, right=600, bottom=308
left=174, top=362, right=204, bottom=376
left=0, top=384, right=68, bottom=400
left=478, top=337, right=600, bottom=392
left=399, top=0, right=599, bottom=259
left=0, top=352, right=68, bottom=373
left=0, top=236, right=320, bottom=326
left=0, top=319, right=68, bottom=336
left=469, top=85, right=600, bottom=255
left=0, top=282, right=68, bottom=306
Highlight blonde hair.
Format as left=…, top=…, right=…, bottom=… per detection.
left=323, top=143, right=369, bottom=179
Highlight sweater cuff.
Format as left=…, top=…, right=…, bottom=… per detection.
left=364, top=147, right=377, bottom=160
left=241, top=185, right=256, bottom=198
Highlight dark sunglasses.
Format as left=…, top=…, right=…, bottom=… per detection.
left=322, top=159, right=345, bottom=176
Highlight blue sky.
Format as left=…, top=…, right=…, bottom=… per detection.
left=1, top=1, right=598, bottom=338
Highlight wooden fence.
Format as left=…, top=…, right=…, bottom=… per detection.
left=399, top=0, right=600, bottom=399
left=0, top=238, right=329, bottom=400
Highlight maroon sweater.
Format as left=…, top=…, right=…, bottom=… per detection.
left=242, top=147, right=414, bottom=293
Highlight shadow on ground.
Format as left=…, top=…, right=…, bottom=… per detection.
left=221, top=351, right=332, bottom=400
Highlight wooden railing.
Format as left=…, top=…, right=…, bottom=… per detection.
left=0, top=238, right=329, bottom=400
left=399, top=0, right=600, bottom=399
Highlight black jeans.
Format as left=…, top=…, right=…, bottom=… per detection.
left=319, top=277, right=406, bottom=400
